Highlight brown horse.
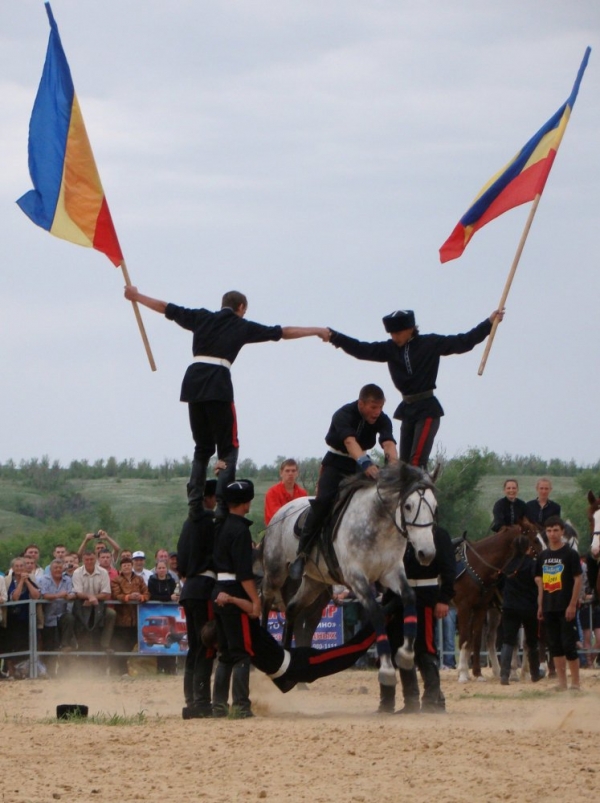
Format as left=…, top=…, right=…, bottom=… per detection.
left=454, top=520, right=539, bottom=683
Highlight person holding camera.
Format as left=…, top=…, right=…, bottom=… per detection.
left=76, top=530, right=121, bottom=564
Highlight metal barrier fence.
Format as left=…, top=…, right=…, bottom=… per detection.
left=1, top=598, right=599, bottom=679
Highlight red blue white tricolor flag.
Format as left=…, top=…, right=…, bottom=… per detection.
left=439, top=47, right=591, bottom=264
left=17, top=2, right=123, bottom=267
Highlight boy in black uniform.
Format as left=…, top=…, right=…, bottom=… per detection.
left=124, top=286, right=328, bottom=518
left=177, top=513, right=216, bottom=719
left=535, top=516, right=582, bottom=691
left=378, top=526, right=456, bottom=714
left=289, top=383, right=398, bottom=580
left=326, top=308, right=503, bottom=468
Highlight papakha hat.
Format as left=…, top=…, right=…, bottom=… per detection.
left=224, top=479, right=255, bottom=505
left=382, top=309, right=415, bottom=333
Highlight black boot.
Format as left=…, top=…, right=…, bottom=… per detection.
left=231, top=659, right=253, bottom=718
left=212, top=659, right=233, bottom=717
left=396, top=666, right=421, bottom=714
left=418, top=655, right=445, bottom=713
left=528, top=646, right=544, bottom=683
left=289, top=502, right=326, bottom=581
left=500, top=643, right=513, bottom=686
left=377, top=683, right=396, bottom=714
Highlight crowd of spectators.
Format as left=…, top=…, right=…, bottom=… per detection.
left=0, top=532, right=181, bottom=679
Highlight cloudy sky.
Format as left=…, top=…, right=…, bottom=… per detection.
left=1, top=1, right=599, bottom=471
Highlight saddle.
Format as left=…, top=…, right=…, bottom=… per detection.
left=292, top=483, right=361, bottom=585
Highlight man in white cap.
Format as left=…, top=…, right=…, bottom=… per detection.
left=132, top=552, right=152, bottom=584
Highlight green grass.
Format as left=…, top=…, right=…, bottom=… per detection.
left=40, top=709, right=150, bottom=726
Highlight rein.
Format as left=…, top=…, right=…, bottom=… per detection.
left=375, top=478, right=436, bottom=537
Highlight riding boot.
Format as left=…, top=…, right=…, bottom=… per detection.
left=289, top=499, right=328, bottom=581
left=377, top=683, right=396, bottom=714
left=214, top=447, right=238, bottom=519
left=528, top=646, right=544, bottom=683
left=231, top=658, right=253, bottom=718
left=212, top=659, right=233, bottom=717
left=187, top=458, right=208, bottom=520
left=500, top=643, right=513, bottom=686
left=396, top=667, right=421, bottom=714
left=417, top=654, right=445, bottom=713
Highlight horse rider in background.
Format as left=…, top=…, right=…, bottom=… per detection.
left=325, top=307, right=504, bottom=468
left=289, top=384, right=398, bottom=581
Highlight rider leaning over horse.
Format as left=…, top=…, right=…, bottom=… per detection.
left=326, top=307, right=504, bottom=468
left=289, top=383, right=398, bottom=581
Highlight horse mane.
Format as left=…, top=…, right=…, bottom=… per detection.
left=337, top=462, right=433, bottom=520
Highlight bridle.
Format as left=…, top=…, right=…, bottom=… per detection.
left=376, top=478, right=436, bottom=538
left=463, top=528, right=540, bottom=585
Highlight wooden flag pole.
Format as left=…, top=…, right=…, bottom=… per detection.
left=120, top=260, right=157, bottom=372
left=478, top=194, right=542, bottom=376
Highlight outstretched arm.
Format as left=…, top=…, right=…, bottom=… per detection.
left=281, top=326, right=330, bottom=341
left=124, top=286, right=167, bottom=315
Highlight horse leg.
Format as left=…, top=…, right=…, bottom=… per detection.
left=349, top=578, right=397, bottom=687
left=456, top=603, right=472, bottom=684
left=486, top=607, right=501, bottom=679
left=283, top=576, right=328, bottom=650
left=471, top=607, right=488, bottom=682
left=378, top=567, right=418, bottom=677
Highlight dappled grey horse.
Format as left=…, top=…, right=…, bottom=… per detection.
left=262, top=463, right=437, bottom=687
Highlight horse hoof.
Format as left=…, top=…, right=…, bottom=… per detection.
left=378, top=667, right=397, bottom=687
left=395, top=651, right=414, bottom=671
left=457, top=674, right=469, bottom=684
left=476, top=675, right=487, bottom=683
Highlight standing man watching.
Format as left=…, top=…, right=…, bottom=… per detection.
left=289, top=383, right=398, bottom=580
left=264, top=459, right=308, bottom=526
left=326, top=308, right=504, bottom=468
left=124, top=286, right=328, bottom=519
left=535, top=517, right=582, bottom=691
left=71, top=552, right=116, bottom=652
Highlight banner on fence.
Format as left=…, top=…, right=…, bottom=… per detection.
left=266, top=602, right=343, bottom=649
left=138, top=603, right=188, bottom=655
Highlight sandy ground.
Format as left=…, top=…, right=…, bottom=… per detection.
left=1, top=663, right=599, bottom=803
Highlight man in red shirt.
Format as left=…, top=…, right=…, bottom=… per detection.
left=264, top=459, right=308, bottom=525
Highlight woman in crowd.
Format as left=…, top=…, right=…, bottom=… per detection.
left=148, top=559, right=179, bottom=675
left=110, top=556, right=149, bottom=674
left=491, top=479, right=528, bottom=532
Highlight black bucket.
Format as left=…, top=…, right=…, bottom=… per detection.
left=56, top=704, right=89, bottom=720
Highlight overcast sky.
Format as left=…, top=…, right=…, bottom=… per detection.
left=1, top=1, right=599, bottom=472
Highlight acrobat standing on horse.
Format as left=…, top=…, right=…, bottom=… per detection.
left=325, top=307, right=504, bottom=468
left=289, top=383, right=398, bottom=580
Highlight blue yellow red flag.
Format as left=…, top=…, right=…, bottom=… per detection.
left=439, top=48, right=591, bottom=264
left=17, top=2, right=123, bottom=267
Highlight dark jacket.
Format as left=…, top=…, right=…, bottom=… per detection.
left=329, top=319, right=492, bottom=421
left=177, top=513, right=216, bottom=602
left=165, top=304, right=282, bottom=403
left=491, top=497, right=528, bottom=532
left=403, top=526, right=456, bottom=606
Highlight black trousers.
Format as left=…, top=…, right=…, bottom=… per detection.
left=502, top=608, right=539, bottom=649
left=181, top=598, right=215, bottom=710
left=544, top=610, right=579, bottom=661
left=188, top=400, right=239, bottom=516
left=386, top=594, right=444, bottom=708
left=399, top=417, right=440, bottom=468
left=214, top=602, right=376, bottom=693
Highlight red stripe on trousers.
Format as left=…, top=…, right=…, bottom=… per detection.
left=424, top=606, right=435, bottom=654
left=231, top=403, right=240, bottom=448
left=241, top=613, right=255, bottom=657
left=411, top=417, right=433, bottom=467
left=308, top=633, right=376, bottom=665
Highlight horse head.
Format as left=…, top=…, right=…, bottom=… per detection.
left=588, top=491, right=600, bottom=558
left=393, top=463, right=437, bottom=565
